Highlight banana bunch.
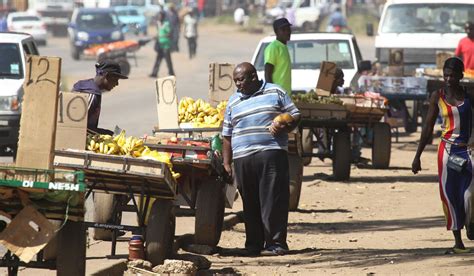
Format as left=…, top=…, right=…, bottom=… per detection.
left=178, top=97, right=227, bottom=127
left=86, top=131, right=180, bottom=179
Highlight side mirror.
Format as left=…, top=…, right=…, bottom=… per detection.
left=366, top=23, right=374, bottom=37
left=358, top=60, right=372, bottom=72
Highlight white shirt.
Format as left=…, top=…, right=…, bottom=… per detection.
left=183, top=14, right=197, bottom=38
left=234, top=8, right=245, bottom=24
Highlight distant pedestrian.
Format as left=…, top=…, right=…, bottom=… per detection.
left=183, top=8, right=198, bottom=59
left=327, top=7, right=347, bottom=32
left=167, top=3, right=180, bottom=53
left=455, top=22, right=474, bottom=71
left=412, top=57, right=474, bottom=254
left=222, top=62, right=300, bottom=256
left=264, top=18, right=292, bottom=94
left=150, top=11, right=175, bottom=77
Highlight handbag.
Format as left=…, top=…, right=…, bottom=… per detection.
left=447, top=153, right=467, bottom=172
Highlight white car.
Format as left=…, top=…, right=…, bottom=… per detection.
left=251, top=32, right=371, bottom=94
left=7, top=12, right=48, bottom=46
left=0, top=32, right=39, bottom=154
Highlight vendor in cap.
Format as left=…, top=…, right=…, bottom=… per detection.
left=264, top=18, right=292, bottom=94
left=412, top=57, right=474, bottom=254
left=72, top=59, right=128, bottom=135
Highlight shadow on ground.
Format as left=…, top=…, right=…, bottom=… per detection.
left=303, top=173, right=438, bottom=184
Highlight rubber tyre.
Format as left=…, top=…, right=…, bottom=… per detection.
left=71, top=46, right=80, bottom=60
left=92, top=193, right=120, bottom=241
left=194, top=179, right=225, bottom=246
left=116, top=58, right=131, bottom=76
left=301, top=129, right=313, bottom=166
left=288, top=154, right=303, bottom=211
left=333, top=129, right=351, bottom=181
left=372, top=122, right=391, bottom=169
left=56, top=220, right=86, bottom=276
left=404, top=100, right=418, bottom=133
left=146, top=199, right=175, bottom=266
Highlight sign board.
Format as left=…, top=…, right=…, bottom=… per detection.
left=155, top=76, right=179, bottom=130
left=315, top=61, right=337, bottom=96
left=209, top=63, right=234, bottom=105
left=16, top=55, right=61, bottom=170
left=55, top=92, right=88, bottom=150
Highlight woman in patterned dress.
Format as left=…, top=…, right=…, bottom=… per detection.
left=412, top=57, right=474, bottom=253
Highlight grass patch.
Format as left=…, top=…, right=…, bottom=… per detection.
left=319, top=11, right=379, bottom=36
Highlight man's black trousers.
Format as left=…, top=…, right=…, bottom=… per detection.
left=234, top=150, right=289, bottom=251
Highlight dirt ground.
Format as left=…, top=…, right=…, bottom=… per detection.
left=189, top=132, right=474, bottom=275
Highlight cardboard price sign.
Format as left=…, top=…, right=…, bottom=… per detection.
left=55, top=92, right=88, bottom=150
left=315, top=61, right=337, bottom=96
left=209, top=63, right=234, bottom=105
left=155, top=76, right=179, bottom=129
left=17, top=55, right=61, bottom=170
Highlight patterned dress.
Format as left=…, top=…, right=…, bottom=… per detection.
left=437, top=89, right=474, bottom=231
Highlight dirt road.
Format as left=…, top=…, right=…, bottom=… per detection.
left=195, top=132, right=473, bottom=275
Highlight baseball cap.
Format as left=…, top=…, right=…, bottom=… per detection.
left=273, top=18, right=292, bottom=30
left=95, top=60, right=128, bottom=79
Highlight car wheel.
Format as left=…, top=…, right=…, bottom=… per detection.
left=71, top=46, right=80, bottom=60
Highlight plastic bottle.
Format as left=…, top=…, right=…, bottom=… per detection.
left=211, top=134, right=222, bottom=153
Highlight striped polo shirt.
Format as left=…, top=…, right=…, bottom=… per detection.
left=222, top=81, right=300, bottom=160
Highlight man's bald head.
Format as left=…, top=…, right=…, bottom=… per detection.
left=233, top=62, right=261, bottom=95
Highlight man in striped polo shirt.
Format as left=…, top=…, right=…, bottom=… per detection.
left=222, top=62, right=300, bottom=256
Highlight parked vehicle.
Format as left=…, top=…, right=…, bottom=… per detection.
left=68, top=8, right=125, bottom=60
left=251, top=32, right=371, bottom=94
left=28, top=0, right=75, bottom=37
left=114, top=6, right=147, bottom=35
left=0, top=32, right=39, bottom=155
left=85, top=0, right=163, bottom=24
left=6, top=12, right=48, bottom=46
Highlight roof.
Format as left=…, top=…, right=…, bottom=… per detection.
left=0, top=32, right=33, bottom=43
left=7, top=11, right=39, bottom=17
left=259, top=32, right=354, bottom=43
left=386, top=0, right=474, bottom=5
left=76, top=8, right=116, bottom=13
left=113, top=6, right=140, bottom=11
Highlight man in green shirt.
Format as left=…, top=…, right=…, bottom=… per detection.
left=150, top=11, right=175, bottom=77
left=264, top=18, right=292, bottom=94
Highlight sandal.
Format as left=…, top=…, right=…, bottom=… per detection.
left=445, top=247, right=471, bottom=254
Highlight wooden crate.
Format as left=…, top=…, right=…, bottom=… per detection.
left=54, top=150, right=177, bottom=199
left=296, top=102, right=347, bottom=120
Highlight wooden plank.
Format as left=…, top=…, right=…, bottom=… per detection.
left=315, top=61, right=336, bottom=96
left=16, top=56, right=61, bottom=170
left=208, top=63, right=235, bottom=106
left=55, top=92, right=88, bottom=150
left=155, top=76, right=179, bottom=129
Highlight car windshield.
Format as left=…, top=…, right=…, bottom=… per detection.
left=381, top=4, right=474, bottom=33
left=0, top=43, right=22, bottom=79
left=77, top=12, right=119, bottom=29
left=254, top=40, right=355, bottom=70
left=117, top=9, right=139, bottom=16
left=12, top=16, right=40, bottom=22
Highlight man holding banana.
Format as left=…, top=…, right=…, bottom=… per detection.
left=222, top=62, right=300, bottom=256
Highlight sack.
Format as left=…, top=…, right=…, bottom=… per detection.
left=447, top=153, right=467, bottom=172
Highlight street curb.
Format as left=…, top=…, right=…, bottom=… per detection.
left=222, top=211, right=243, bottom=230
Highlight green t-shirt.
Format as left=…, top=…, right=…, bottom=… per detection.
left=264, top=39, right=292, bottom=94
left=157, top=21, right=171, bottom=50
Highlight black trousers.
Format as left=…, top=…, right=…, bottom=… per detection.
left=151, top=48, right=175, bottom=76
left=234, top=150, right=289, bottom=251
left=186, top=37, right=197, bottom=59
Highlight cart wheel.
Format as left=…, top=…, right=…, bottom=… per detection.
left=56, top=220, right=86, bottom=276
left=372, top=122, right=391, bottom=169
left=92, top=193, right=121, bottom=241
left=333, top=129, right=351, bottom=181
left=146, top=199, right=175, bottom=266
left=195, top=179, right=225, bottom=246
left=288, top=154, right=303, bottom=211
left=71, top=45, right=80, bottom=60
left=117, top=58, right=130, bottom=76
left=404, top=100, right=418, bottom=133
left=301, top=129, right=313, bottom=166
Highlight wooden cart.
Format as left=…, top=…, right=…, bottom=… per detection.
left=53, top=149, right=177, bottom=266
left=0, top=167, right=86, bottom=276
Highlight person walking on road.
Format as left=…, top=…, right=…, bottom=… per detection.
left=412, top=57, right=474, bottom=254
left=72, top=60, right=128, bottom=135
left=150, top=11, right=175, bottom=78
left=183, top=8, right=198, bottom=59
left=455, top=22, right=474, bottom=71
left=167, top=3, right=181, bottom=53
left=264, top=18, right=292, bottom=94
left=327, top=6, right=347, bottom=32
left=222, top=62, right=301, bottom=256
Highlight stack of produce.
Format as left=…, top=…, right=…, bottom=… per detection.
left=466, top=69, right=474, bottom=79
left=178, top=97, right=227, bottom=127
left=291, top=92, right=344, bottom=105
left=87, top=131, right=180, bottom=179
